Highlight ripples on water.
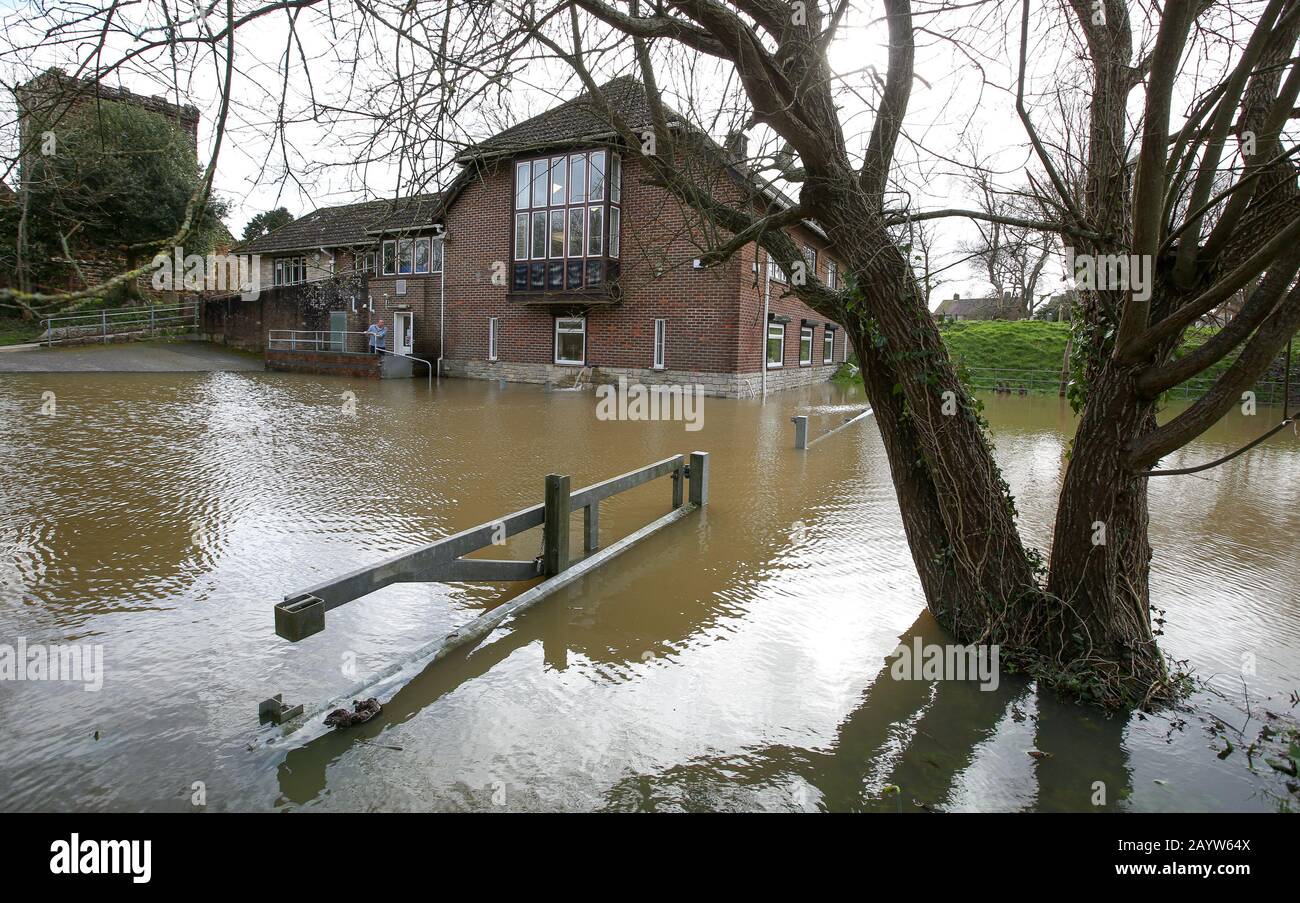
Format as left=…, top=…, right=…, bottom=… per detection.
left=0, top=370, right=1296, bottom=811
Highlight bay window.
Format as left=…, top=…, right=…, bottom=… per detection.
left=513, top=150, right=621, bottom=292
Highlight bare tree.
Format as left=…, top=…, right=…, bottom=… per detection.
left=3, top=0, right=1297, bottom=710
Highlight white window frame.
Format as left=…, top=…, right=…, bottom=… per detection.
left=799, top=325, right=814, bottom=366
left=653, top=318, right=666, bottom=370
left=382, top=240, right=396, bottom=275
left=767, top=254, right=786, bottom=283
left=766, top=322, right=785, bottom=369
left=826, top=259, right=838, bottom=290
left=823, top=328, right=834, bottom=364
left=488, top=316, right=498, bottom=361
left=555, top=317, right=586, bottom=365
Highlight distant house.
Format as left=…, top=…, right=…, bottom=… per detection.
left=934, top=292, right=1028, bottom=322
left=237, top=76, right=849, bottom=397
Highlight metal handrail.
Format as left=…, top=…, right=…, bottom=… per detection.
left=267, top=329, right=372, bottom=354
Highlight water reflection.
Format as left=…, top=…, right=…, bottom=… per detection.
left=0, top=371, right=1295, bottom=811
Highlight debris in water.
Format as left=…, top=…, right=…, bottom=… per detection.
left=1027, top=750, right=1052, bottom=760
left=324, top=697, right=382, bottom=730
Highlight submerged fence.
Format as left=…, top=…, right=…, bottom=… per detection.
left=963, top=366, right=1298, bottom=405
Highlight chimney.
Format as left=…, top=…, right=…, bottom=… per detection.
left=724, top=130, right=748, bottom=164
left=953, top=292, right=960, bottom=301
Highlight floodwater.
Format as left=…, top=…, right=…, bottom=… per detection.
left=0, top=365, right=1297, bottom=812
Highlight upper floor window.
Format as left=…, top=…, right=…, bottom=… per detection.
left=274, top=256, right=307, bottom=286
left=381, top=236, right=442, bottom=276
left=513, top=149, right=620, bottom=292
left=826, top=259, right=838, bottom=290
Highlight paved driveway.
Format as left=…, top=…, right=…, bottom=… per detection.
left=0, top=340, right=263, bottom=373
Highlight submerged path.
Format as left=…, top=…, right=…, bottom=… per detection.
left=0, top=340, right=262, bottom=373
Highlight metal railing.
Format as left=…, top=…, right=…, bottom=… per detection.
left=41, top=302, right=199, bottom=347
left=961, top=366, right=1298, bottom=404
left=267, top=329, right=372, bottom=354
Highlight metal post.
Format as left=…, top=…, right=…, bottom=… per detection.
left=543, top=473, right=571, bottom=576
left=689, top=451, right=710, bottom=506
left=671, top=464, right=684, bottom=508
left=583, top=502, right=599, bottom=553
left=792, top=415, right=809, bottom=450
left=102, top=310, right=108, bottom=344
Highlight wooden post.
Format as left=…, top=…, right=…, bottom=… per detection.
left=543, top=473, right=571, bottom=576
left=689, top=451, right=710, bottom=506
left=792, top=415, right=808, bottom=449
left=671, top=463, right=684, bottom=508
left=584, top=502, right=599, bottom=553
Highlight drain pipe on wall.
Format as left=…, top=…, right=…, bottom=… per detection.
left=436, top=226, right=446, bottom=379
left=761, top=250, right=771, bottom=400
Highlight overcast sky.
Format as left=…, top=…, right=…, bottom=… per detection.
left=1, top=0, right=1205, bottom=307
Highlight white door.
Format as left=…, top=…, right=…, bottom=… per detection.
left=393, top=312, right=414, bottom=355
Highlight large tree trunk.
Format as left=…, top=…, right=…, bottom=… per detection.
left=1046, top=361, right=1170, bottom=706
left=827, top=206, right=1049, bottom=650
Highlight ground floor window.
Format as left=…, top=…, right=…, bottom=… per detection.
left=555, top=317, right=586, bottom=365
left=653, top=318, right=666, bottom=369
left=488, top=317, right=498, bottom=361
left=766, top=322, right=784, bottom=369
left=823, top=328, right=835, bottom=364
left=799, top=325, right=813, bottom=365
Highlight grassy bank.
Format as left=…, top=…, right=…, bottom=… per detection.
left=0, top=317, right=43, bottom=346
left=941, top=320, right=1069, bottom=372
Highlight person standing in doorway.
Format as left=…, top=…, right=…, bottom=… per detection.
left=366, top=319, right=387, bottom=355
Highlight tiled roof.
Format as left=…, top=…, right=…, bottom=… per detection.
left=235, top=193, right=441, bottom=254
left=935, top=295, right=1028, bottom=319
left=458, top=76, right=662, bottom=161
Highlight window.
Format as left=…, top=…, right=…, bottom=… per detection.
left=515, top=213, right=528, bottom=260
left=589, top=150, right=606, bottom=201
left=274, top=256, right=307, bottom=286
left=803, top=246, right=817, bottom=274
left=800, top=326, right=814, bottom=365
left=568, top=155, right=587, bottom=204
left=512, top=150, right=620, bottom=292
left=356, top=251, right=376, bottom=274
left=515, top=161, right=531, bottom=209
left=587, top=206, right=604, bottom=256
left=382, top=241, right=396, bottom=275
left=429, top=238, right=443, bottom=273
left=653, top=318, right=666, bottom=369
left=414, top=237, right=430, bottom=274
left=568, top=208, right=585, bottom=256
left=555, top=317, right=586, bottom=365
left=826, top=259, right=838, bottom=290
left=550, top=157, right=567, bottom=205
left=397, top=239, right=413, bottom=275
left=488, top=317, right=498, bottom=361
left=767, top=322, right=784, bottom=369
left=823, top=328, right=834, bottom=364
left=549, top=210, right=565, bottom=258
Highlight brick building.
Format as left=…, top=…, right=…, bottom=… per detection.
left=237, top=77, right=848, bottom=396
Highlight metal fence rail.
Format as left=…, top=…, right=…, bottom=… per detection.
left=41, top=302, right=199, bottom=347
left=962, top=366, right=1298, bottom=405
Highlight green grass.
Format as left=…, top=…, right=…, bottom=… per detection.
left=0, top=316, right=43, bottom=346
left=940, top=320, right=1070, bottom=372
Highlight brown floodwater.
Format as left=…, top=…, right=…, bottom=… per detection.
left=0, top=367, right=1297, bottom=811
